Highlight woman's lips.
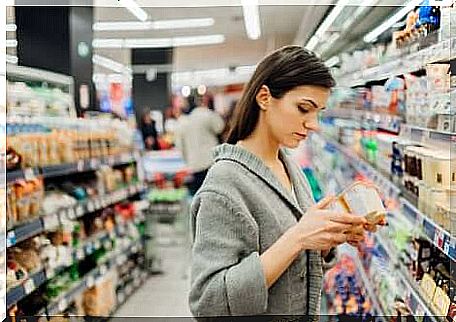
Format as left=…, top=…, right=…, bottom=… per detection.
left=293, top=132, right=307, bottom=139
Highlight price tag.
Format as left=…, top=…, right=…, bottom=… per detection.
left=434, top=229, right=445, bottom=249
left=443, top=240, right=450, bottom=255
left=43, top=215, right=59, bottom=230
left=67, top=208, right=76, bottom=220
left=77, top=160, right=84, bottom=172
left=23, top=278, right=35, bottom=294
left=103, top=240, right=112, bottom=250
left=90, top=158, right=99, bottom=169
left=100, top=264, right=107, bottom=275
left=24, top=168, right=36, bottom=181
left=46, top=267, right=55, bottom=279
left=86, top=275, right=95, bottom=288
left=118, top=292, right=125, bottom=304
left=76, top=248, right=84, bottom=260
left=76, top=206, right=84, bottom=217
left=6, top=231, right=16, bottom=247
left=87, top=201, right=95, bottom=213
left=58, top=298, right=68, bottom=312
left=93, top=240, right=101, bottom=249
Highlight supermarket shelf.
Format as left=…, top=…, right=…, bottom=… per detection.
left=46, top=239, right=142, bottom=315
left=400, top=198, right=456, bottom=262
left=322, top=108, right=403, bottom=134
left=400, top=124, right=456, bottom=145
left=345, top=246, right=386, bottom=320
left=6, top=182, right=146, bottom=248
left=6, top=217, right=144, bottom=309
left=317, top=133, right=455, bottom=260
left=7, top=64, right=74, bottom=86
left=6, top=269, right=47, bottom=308
left=337, top=37, right=456, bottom=87
left=317, top=133, right=401, bottom=198
left=6, top=152, right=137, bottom=184
left=375, top=234, right=441, bottom=322
left=115, top=270, right=148, bottom=310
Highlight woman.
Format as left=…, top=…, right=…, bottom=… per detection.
left=189, top=46, right=370, bottom=319
left=140, top=112, right=159, bottom=151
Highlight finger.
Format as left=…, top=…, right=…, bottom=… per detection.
left=313, top=196, right=336, bottom=209
left=330, top=233, right=347, bottom=247
left=348, top=240, right=361, bottom=247
left=363, top=223, right=378, bottom=232
left=328, top=213, right=367, bottom=225
left=326, top=222, right=354, bottom=233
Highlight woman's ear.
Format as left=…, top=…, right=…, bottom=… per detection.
left=256, top=85, right=271, bottom=111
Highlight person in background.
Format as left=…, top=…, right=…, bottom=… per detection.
left=140, top=111, right=160, bottom=151
left=174, top=93, right=225, bottom=196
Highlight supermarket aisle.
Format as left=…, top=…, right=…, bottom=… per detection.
left=115, top=207, right=193, bottom=317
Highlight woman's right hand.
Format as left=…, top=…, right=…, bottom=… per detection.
left=288, top=196, right=367, bottom=251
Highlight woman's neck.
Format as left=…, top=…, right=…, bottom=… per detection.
left=237, top=130, right=280, bottom=165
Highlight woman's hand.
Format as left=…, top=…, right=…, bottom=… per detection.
left=289, top=196, right=367, bottom=251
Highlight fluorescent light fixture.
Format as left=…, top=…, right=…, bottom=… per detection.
left=305, top=0, right=349, bottom=51
left=94, top=34, right=225, bottom=49
left=153, top=18, right=215, bottom=30
left=92, top=54, right=132, bottom=74
left=6, top=24, right=17, bottom=32
left=197, top=85, right=207, bottom=95
left=364, top=0, right=422, bottom=43
left=93, top=21, right=151, bottom=31
left=325, top=56, right=340, bottom=67
left=118, top=0, right=148, bottom=22
left=6, top=39, right=17, bottom=47
left=341, top=0, right=380, bottom=30
left=181, top=86, right=191, bottom=97
left=235, top=65, right=256, bottom=74
left=242, top=0, right=261, bottom=40
left=6, top=55, right=18, bottom=64
left=92, top=38, right=123, bottom=48
left=93, top=18, right=215, bottom=31
left=317, top=32, right=340, bottom=55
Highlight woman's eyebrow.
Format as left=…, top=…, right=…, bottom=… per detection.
left=299, top=99, right=321, bottom=110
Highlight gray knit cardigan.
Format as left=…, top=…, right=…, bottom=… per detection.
left=189, top=143, right=337, bottom=319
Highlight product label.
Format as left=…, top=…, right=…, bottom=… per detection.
left=24, top=168, right=36, bottom=181
left=77, top=160, right=84, bottom=172
left=76, top=248, right=84, bottom=260
left=43, top=215, right=59, bottom=231
left=23, top=278, right=35, bottom=294
left=86, top=275, right=95, bottom=288
left=58, top=298, right=68, bottom=312
left=76, top=206, right=84, bottom=217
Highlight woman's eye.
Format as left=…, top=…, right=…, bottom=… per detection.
left=297, top=106, right=309, bottom=114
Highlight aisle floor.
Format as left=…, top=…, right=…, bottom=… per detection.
left=115, top=218, right=193, bottom=317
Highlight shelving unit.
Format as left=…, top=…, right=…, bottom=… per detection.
left=7, top=152, right=137, bottom=184
left=336, top=37, right=456, bottom=87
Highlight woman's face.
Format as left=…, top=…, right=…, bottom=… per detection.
left=263, top=85, right=330, bottom=149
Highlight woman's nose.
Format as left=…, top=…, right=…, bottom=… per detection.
left=304, top=117, right=320, bottom=132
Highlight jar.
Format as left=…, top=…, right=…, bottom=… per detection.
left=429, top=151, right=452, bottom=189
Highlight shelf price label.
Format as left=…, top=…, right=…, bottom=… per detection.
left=77, top=160, right=84, bottom=172
left=24, top=168, right=36, bottom=181
left=93, top=240, right=101, bottom=249
left=43, top=215, right=59, bottom=231
left=87, top=201, right=95, bottom=213
left=23, top=278, right=35, bottom=294
left=76, top=248, right=84, bottom=260
left=58, top=298, right=68, bottom=312
left=86, top=275, right=95, bottom=288
left=100, top=264, right=108, bottom=275
left=76, top=206, right=84, bottom=217
left=90, top=158, right=99, bottom=169
left=67, top=208, right=76, bottom=220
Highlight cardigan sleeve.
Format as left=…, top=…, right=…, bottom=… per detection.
left=189, top=191, right=268, bottom=318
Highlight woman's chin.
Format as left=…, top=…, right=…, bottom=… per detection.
left=282, top=139, right=302, bottom=149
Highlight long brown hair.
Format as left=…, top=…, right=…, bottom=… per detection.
left=225, top=46, right=335, bottom=144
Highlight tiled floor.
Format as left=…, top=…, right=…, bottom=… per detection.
left=115, top=210, right=193, bottom=318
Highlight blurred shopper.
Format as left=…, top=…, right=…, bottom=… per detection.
left=140, top=111, right=159, bottom=151
left=189, top=46, right=377, bottom=319
left=174, top=94, right=224, bottom=196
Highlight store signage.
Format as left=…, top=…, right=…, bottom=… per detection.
left=430, top=0, right=454, bottom=6
left=77, top=41, right=90, bottom=58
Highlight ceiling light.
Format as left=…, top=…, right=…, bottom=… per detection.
left=364, top=0, right=422, bottom=43
left=341, top=0, right=380, bottom=30
left=6, top=55, right=18, bottom=64
left=92, top=54, right=132, bottom=74
left=181, top=86, right=191, bottom=97
left=6, top=24, right=17, bottom=32
left=325, top=56, right=340, bottom=68
left=92, top=38, right=123, bottom=48
left=153, top=18, right=215, bottom=29
left=118, top=0, right=148, bottom=22
left=317, top=32, right=340, bottom=55
left=93, top=21, right=151, bottom=31
left=242, top=0, right=261, bottom=40
left=197, top=85, right=207, bottom=95
left=94, top=34, right=225, bottom=49
left=305, top=0, right=350, bottom=51
left=6, top=39, right=17, bottom=48
left=235, top=65, right=256, bottom=74
left=93, top=18, right=215, bottom=31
